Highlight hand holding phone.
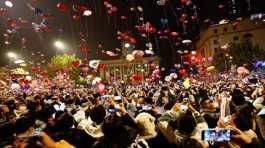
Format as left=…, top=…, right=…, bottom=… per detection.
left=202, top=128, right=232, bottom=142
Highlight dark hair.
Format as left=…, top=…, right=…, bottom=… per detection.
left=15, top=116, right=35, bottom=134
left=90, top=105, right=106, bottom=125
left=0, top=122, right=14, bottom=140
left=55, top=111, right=74, bottom=131
left=178, top=113, right=196, bottom=135
left=180, top=138, right=203, bottom=148
left=231, top=89, right=246, bottom=106
left=101, top=114, right=138, bottom=147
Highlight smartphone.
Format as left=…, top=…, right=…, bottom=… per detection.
left=202, top=128, right=232, bottom=142
left=108, top=108, right=117, bottom=113
left=33, top=128, right=41, bottom=136
left=141, top=105, right=152, bottom=111
left=114, top=96, right=121, bottom=100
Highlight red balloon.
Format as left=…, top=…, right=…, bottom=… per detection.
left=97, top=44, right=103, bottom=48
left=181, top=0, right=188, bottom=5
left=121, top=16, right=127, bottom=20
left=179, top=69, right=187, bottom=76
left=72, top=14, right=81, bottom=21
left=107, top=10, right=113, bottom=15
left=191, top=15, right=198, bottom=21
left=56, top=2, right=69, bottom=12
left=112, top=6, right=118, bottom=12
left=170, top=32, right=178, bottom=36
left=71, top=60, right=81, bottom=67
left=218, top=4, right=224, bottom=9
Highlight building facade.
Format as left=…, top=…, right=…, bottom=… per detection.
left=99, top=56, right=160, bottom=83
left=196, top=19, right=265, bottom=58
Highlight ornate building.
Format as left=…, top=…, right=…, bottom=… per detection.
left=196, top=19, right=265, bottom=58
left=99, top=56, right=160, bottom=83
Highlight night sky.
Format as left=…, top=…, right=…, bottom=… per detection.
left=0, top=0, right=264, bottom=67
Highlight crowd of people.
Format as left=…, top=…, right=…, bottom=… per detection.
left=0, top=71, right=265, bottom=148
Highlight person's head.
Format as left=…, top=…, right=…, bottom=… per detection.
left=102, top=114, right=138, bottom=147
left=199, top=97, right=216, bottom=111
left=54, top=111, right=74, bottom=131
left=135, top=113, right=157, bottom=139
left=178, top=112, right=196, bottom=136
left=90, top=105, right=106, bottom=125
left=231, top=89, right=246, bottom=106
left=180, top=138, right=204, bottom=148
left=233, top=105, right=254, bottom=131
left=15, top=116, right=35, bottom=136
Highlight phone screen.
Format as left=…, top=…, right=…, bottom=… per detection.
left=202, top=129, right=231, bottom=142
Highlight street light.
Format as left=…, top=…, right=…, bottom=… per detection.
left=54, top=40, right=65, bottom=50
left=7, top=52, right=17, bottom=58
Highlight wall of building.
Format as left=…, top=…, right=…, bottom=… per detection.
left=99, top=56, right=159, bottom=83
left=196, top=19, right=265, bottom=58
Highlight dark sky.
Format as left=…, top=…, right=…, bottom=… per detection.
left=0, top=0, right=264, bottom=66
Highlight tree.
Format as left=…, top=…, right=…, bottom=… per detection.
left=51, top=54, right=79, bottom=68
left=212, top=42, right=265, bottom=71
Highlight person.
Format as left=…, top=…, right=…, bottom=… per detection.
left=14, top=116, right=75, bottom=148
left=199, top=96, right=220, bottom=128
left=76, top=105, right=105, bottom=138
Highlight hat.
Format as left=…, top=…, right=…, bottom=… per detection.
left=126, top=103, right=137, bottom=112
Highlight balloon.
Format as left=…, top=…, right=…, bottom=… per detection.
left=106, top=51, right=118, bottom=57
left=56, top=2, right=69, bottom=12
left=5, top=1, right=13, bottom=8
left=165, top=76, right=172, bottom=82
left=218, top=4, right=224, bottom=9
left=179, top=69, right=187, bottom=76
left=126, top=54, right=135, bottom=61
left=182, top=39, right=192, bottom=44
left=237, top=67, right=249, bottom=75
left=83, top=10, right=92, bottom=16
left=181, top=0, right=188, bottom=5
left=132, top=50, right=144, bottom=59
left=72, top=14, right=81, bottom=21
left=97, top=83, right=105, bottom=92
left=121, top=16, right=127, bottom=20
left=89, top=60, right=100, bottom=69
left=170, top=32, right=178, bottom=36
left=92, top=77, right=102, bottom=85
left=208, top=57, right=213, bottom=62
left=73, top=4, right=88, bottom=13
left=137, top=6, right=143, bottom=12
left=71, top=60, right=81, bottom=67
left=207, top=66, right=215, bottom=72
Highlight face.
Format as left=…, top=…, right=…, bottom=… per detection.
left=202, top=99, right=217, bottom=110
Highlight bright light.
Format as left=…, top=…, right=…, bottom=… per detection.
left=7, top=52, right=16, bottom=58
left=54, top=41, right=65, bottom=49
left=191, top=51, right=196, bottom=55
left=5, top=1, right=13, bottom=8
left=14, top=59, right=25, bottom=64
left=124, top=43, right=130, bottom=48
left=83, top=10, right=92, bottom=16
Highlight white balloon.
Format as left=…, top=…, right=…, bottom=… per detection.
left=83, top=10, right=92, bottom=16
left=5, top=1, right=13, bottom=8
